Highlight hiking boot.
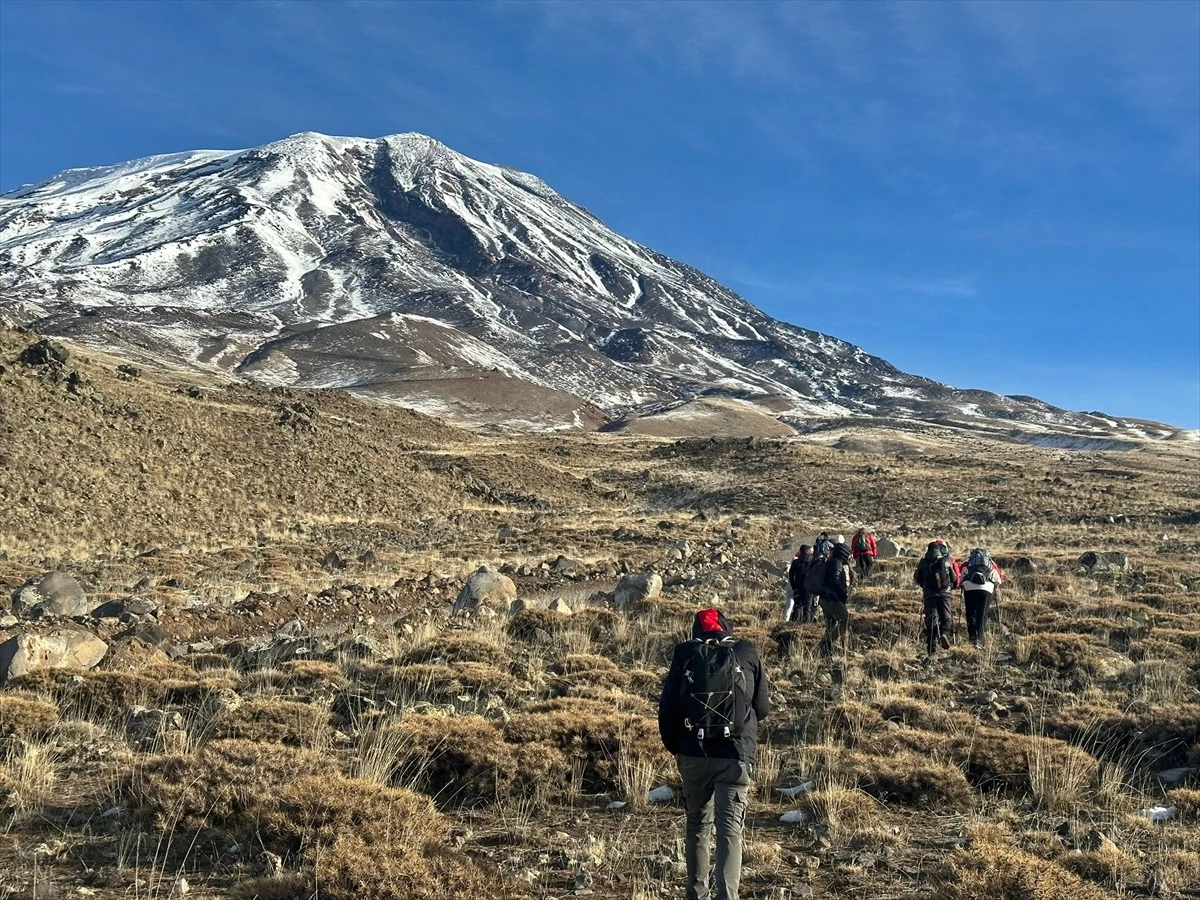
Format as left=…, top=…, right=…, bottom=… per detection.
left=939, top=635, right=951, bottom=651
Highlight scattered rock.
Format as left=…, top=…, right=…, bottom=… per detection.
left=1138, top=806, right=1177, bottom=823
left=613, top=571, right=663, bottom=608
left=1078, top=551, right=1128, bottom=572
left=1086, top=648, right=1135, bottom=679
left=780, top=810, right=809, bottom=824
left=548, top=598, right=574, bottom=616
left=19, top=338, right=69, bottom=367
left=452, top=566, right=518, bottom=614
left=0, top=628, right=108, bottom=680
left=13, top=572, right=89, bottom=618
left=647, top=785, right=675, bottom=803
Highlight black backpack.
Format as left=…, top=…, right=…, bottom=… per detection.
left=921, top=545, right=955, bottom=593
left=822, top=549, right=850, bottom=600
left=804, top=548, right=829, bottom=595
left=965, top=548, right=992, bottom=586
left=682, top=638, right=746, bottom=740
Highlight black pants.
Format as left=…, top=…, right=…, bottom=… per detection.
left=964, top=590, right=992, bottom=644
left=819, top=598, right=850, bottom=655
left=923, top=594, right=954, bottom=653
left=791, top=589, right=814, bottom=623
left=855, top=555, right=875, bottom=580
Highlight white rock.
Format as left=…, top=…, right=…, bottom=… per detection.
left=606, top=800, right=628, bottom=811
left=1138, top=806, right=1178, bottom=823
left=779, top=810, right=809, bottom=824
left=646, top=785, right=675, bottom=803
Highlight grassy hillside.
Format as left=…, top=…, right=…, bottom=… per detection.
left=1, top=327, right=1197, bottom=899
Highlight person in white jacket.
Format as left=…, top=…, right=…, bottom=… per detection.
left=961, top=548, right=1004, bottom=646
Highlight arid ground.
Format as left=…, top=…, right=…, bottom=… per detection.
left=1, top=327, right=1198, bottom=900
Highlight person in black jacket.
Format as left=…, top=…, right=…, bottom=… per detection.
left=659, top=608, right=770, bottom=900
left=785, top=545, right=813, bottom=623
left=817, top=542, right=854, bottom=656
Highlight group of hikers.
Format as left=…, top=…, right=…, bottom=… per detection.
left=657, top=529, right=1006, bottom=899
left=784, top=527, right=1005, bottom=655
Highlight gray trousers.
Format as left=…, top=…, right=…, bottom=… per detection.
left=677, top=754, right=751, bottom=900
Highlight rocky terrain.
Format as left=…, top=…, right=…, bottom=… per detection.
left=2, top=132, right=1190, bottom=441
left=1, top=326, right=1198, bottom=900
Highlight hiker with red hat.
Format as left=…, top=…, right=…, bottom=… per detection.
left=659, top=608, right=771, bottom=900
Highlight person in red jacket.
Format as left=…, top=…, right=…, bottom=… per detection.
left=851, top=527, right=878, bottom=580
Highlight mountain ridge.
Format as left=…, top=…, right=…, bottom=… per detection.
left=0, top=131, right=1183, bottom=439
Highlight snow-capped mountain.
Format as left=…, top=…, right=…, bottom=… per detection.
left=0, top=132, right=1177, bottom=437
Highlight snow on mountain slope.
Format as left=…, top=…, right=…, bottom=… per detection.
left=0, top=131, right=1175, bottom=436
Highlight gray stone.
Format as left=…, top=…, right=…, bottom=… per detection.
left=0, top=614, right=18, bottom=629
left=613, top=571, right=663, bottom=608
left=1157, top=767, right=1195, bottom=785
left=0, top=628, right=108, bottom=680
left=1079, top=551, right=1128, bottom=572
left=548, top=598, right=574, bottom=616
left=452, top=566, right=517, bottom=614
left=875, top=537, right=902, bottom=559
left=14, top=572, right=89, bottom=618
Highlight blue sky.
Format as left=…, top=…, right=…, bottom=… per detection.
left=2, top=0, right=1198, bottom=428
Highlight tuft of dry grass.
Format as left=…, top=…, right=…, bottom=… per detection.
left=0, top=695, right=60, bottom=744
left=940, top=826, right=1113, bottom=900
left=210, top=697, right=333, bottom=748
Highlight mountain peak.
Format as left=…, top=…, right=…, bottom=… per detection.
left=0, top=131, right=1181, bottom=441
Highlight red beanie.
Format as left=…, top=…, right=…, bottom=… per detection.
left=698, top=608, right=723, bottom=633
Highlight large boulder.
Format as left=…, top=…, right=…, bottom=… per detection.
left=13, top=572, right=89, bottom=618
left=0, top=629, right=108, bottom=680
left=875, top=537, right=902, bottom=559
left=452, top=566, right=517, bottom=614
left=614, top=571, right=663, bottom=608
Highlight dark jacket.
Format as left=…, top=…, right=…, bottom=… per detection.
left=820, top=544, right=853, bottom=603
left=658, top=610, right=770, bottom=763
left=914, top=552, right=962, bottom=600
left=787, top=551, right=811, bottom=595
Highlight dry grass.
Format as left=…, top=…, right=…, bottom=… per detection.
left=2, top=327, right=1200, bottom=898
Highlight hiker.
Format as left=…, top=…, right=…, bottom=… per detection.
left=961, top=547, right=1004, bottom=645
left=785, top=545, right=813, bottom=623
left=811, top=531, right=834, bottom=558
left=817, top=541, right=854, bottom=655
left=803, top=538, right=831, bottom=623
left=851, top=527, right=878, bottom=580
left=914, top=540, right=961, bottom=654
left=659, top=608, right=770, bottom=900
